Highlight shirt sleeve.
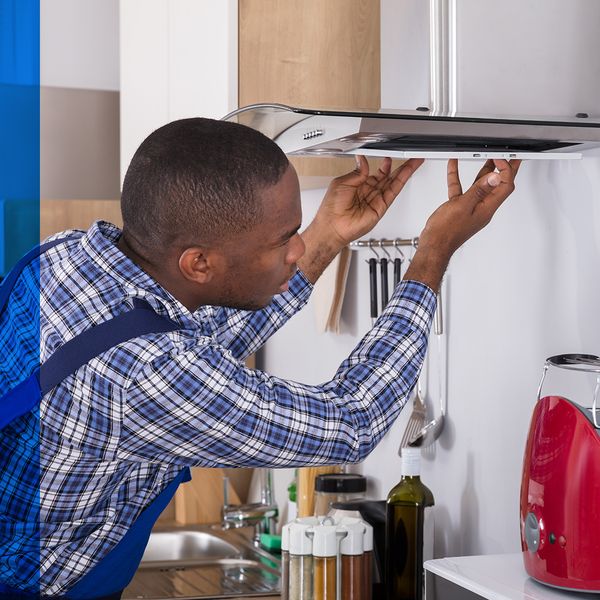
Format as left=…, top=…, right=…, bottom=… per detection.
left=194, top=269, right=313, bottom=360
left=119, top=280, right=436, bottom=467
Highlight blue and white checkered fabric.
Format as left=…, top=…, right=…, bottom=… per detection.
left=0, top=221, right=435, bottom=595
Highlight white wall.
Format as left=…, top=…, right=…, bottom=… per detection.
left=40, top=0, right=119, bottom=90
left=119, top=0, right=238, bottom=183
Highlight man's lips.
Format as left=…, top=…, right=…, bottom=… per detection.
left=279, top=268, right=296, bottom=292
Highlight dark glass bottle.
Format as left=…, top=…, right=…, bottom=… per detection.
left=385, top=447, right=434, bottom=600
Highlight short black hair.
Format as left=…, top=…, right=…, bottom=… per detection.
left=121, top=118, right=289, bottom=249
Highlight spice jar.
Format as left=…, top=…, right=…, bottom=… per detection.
left=311, top=524, right=341, bottom=600
left=314, top=474, right=366, bottom=517
left=281, top=522, right=290, bottom=600
left=339, top=518, right=365, bottom=600
left=362, top=520, right=374, bottom=600
left=288, top=520, right=316, bottom=600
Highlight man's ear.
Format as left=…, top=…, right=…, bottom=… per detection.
left=178, top=246, right=220, bottom=284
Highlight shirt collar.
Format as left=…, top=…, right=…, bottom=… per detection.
left=79, top=221, right=204, bottom=329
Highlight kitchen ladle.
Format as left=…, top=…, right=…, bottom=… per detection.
left=409, top=291, right=446, bottom=447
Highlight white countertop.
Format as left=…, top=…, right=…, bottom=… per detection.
left=424, top=554, right=599, bottom=600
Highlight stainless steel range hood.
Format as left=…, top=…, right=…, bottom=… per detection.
left=222, top=103, right=600, bottom=160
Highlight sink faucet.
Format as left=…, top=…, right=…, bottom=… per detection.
left=222, top=469, right=278, bottom=544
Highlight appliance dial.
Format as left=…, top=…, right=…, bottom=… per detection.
left=524, top=512, right=540, bottom=553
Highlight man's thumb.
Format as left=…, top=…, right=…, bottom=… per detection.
left=487, top=172, right=501, bottom=187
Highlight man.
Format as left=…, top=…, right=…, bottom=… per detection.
left=0, top=118, right=520, bottom=598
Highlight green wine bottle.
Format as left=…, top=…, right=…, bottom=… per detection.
left=385, top=446, right=435, bottom=600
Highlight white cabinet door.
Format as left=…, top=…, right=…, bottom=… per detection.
left=381, top=0, right=600, bottom=118
left=119, top=0, right=238, bottom=184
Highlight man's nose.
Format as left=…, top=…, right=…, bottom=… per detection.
left=288, top=233, right=305, bottom=262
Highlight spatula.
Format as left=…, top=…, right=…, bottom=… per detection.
left=398, top=375, right=427, bottom=453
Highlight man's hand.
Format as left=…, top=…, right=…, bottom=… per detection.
left=298, top=156, right=423, bottom=283
left=404, top=158, right=521, bottom=291
left=313, top=156, right=424, bottom=249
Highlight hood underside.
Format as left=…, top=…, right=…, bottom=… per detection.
left=222, top=104, right=600, bottom=160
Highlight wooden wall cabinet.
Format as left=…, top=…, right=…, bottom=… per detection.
left=239, top=0, right=380, bottom=177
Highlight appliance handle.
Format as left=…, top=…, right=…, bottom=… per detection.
left=594, top=376, right=600, bottom=429
left=536, top=364, right=549, bottom=402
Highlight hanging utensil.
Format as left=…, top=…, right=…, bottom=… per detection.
left=409, top=285, right=446, bottom=447
left=368, top=240, right=379, bottom=325
left=399, top=374, right=428, bottom=453
left=379, top=240, right=391, bottom=311
left=393, top=240, right=405, bottom=287
left=369, top=258, right=378, bottom=324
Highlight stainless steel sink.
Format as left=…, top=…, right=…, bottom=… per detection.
left=140, top=530, right=241, bottom=568
left=122, top=525, right=280, bottom=599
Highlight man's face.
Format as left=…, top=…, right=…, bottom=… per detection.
left=211, top=164, right=305, bottom=310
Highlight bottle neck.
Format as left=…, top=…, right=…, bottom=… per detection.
left=400, top=447, right=421, bottom=477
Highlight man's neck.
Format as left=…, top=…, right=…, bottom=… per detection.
left=116, top=233, right=200, bottom=312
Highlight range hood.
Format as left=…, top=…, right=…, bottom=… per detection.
left=222, top=103, right=600, bottom=160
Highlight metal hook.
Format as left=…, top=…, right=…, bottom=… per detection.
left=393, top=238, right=406, bottom=262
left=366, top=238, right=380, bottom=262
left=379, top=239, right=392, bottom=260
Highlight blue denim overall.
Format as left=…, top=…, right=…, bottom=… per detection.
left=0, top=239, right=191, bottom=599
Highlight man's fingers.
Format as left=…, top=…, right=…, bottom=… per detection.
left=509, top=158, right=522, bottom=175
left=447, top=159, right=463, bottom=199
left=334, top=154, right=370, bottom=186
left=375, top=157, right=392, bottom=181
left=385, top=158, right=424, bottom=199
left=462, top=159, right=518, bottom=217
left=475, top=159, right=495, bottom=182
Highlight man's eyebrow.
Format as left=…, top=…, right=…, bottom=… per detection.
left=276, top=224, right=302, bottom=243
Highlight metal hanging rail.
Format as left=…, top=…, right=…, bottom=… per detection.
left=349, top=237, right=419, bottom=249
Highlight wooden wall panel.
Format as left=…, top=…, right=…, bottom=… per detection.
left=40, top=199, right=122, bottom=240
left=239, top=0, right=381, bottom=177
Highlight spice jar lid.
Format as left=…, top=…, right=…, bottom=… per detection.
left=310, top=524, right=341, bottom=557
left=314, top=473, right=367, bottom=494
left=339, top=518, right=365, bottom=556
left=288, top=522, right=314, bottom=555
left=281, top=523, right=290, bottom=551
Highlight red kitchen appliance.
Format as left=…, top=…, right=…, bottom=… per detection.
left=520, top=353, right=600, bottom=591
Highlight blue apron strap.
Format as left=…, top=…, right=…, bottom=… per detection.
left=0, top=373, right=42, bottom=430
left=39, top=299, right=180, bottom=394
left=66, top=467, right=192, bottom=600
left=0, top=301, right=180, bottom=430
left=0, top=237, right=69, bottom=312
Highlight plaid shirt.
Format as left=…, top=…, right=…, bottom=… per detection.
left=0, top=221, right=435, bottom=595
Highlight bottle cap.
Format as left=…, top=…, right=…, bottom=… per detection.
left=314, top=473, right=367, bottom=494
left=310, top=524, right=341, bottom=557
left=339, top=518, right=365, bottom=556
left=288, top=521, right=314, bottom=555
left=401, top=446, right=421, bottom=476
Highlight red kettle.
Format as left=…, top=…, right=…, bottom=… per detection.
left=520, top=353, right=600, bottom=591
